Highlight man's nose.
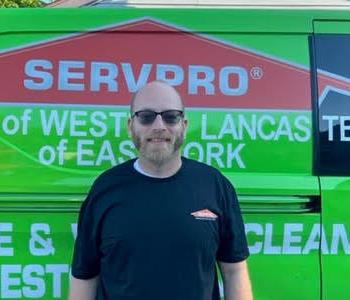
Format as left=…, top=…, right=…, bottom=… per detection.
left=151, top=114, right=167, bottom=129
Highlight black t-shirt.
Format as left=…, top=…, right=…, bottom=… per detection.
left=72, top=157, right=249, bottom=300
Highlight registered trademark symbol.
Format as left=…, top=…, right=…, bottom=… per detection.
left=250, top=67, right=263, bottom=79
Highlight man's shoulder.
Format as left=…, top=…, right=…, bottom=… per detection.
left=183, top=157, right=229, bottom=182
left=183, top=157, right=223, bottom=176
left=183, top=157, right=233, bottom=188
left=89, top=159, right=136, bottom=197
left=97, top=158, right=136, bottom=180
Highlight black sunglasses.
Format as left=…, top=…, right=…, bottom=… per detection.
left=132, top=110, right=184, bottom=126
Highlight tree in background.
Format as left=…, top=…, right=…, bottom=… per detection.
left=0, top=0, right=43, bottom=7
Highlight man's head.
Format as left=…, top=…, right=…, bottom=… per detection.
left=128, top=81, right=187, bottom=166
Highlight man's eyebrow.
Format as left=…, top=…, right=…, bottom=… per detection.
left=134, top=107, right=183, bottom=111
left=133, top=107, right=154, bottom=112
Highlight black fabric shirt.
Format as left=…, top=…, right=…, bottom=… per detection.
left=72, top=157, right=249, bottom=300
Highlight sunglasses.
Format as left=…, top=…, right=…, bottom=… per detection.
left=132, top=110, right=184, bottom=126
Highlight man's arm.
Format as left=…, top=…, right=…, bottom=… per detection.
left=218, top=260, right=253, bottom=300
left=68, top=276, right=99, bottom=300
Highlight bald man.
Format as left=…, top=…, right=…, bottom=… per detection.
left=69, top=81, right=252, bottom=300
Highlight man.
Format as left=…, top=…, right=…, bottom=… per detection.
left=69, top=81, right=252, bottom=300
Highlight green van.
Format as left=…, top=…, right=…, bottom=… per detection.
left=0, top=6, right=350, bottom=300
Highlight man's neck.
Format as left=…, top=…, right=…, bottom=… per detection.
left=138, top=155, right=182, bottom=178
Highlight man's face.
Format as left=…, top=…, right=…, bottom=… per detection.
left=128, top=83, right=187, bottom=165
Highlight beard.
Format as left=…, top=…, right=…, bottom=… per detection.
left=131, top=127, right=185, bottom=166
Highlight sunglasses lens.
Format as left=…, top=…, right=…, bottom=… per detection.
left=162, top=111, right=183, bottom=125
left=134, top=110, right=183, bottom=125
left=136, top=111, right=157, bottom=125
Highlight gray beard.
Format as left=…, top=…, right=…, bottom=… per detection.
left=131, top=131, right=184, bottom=166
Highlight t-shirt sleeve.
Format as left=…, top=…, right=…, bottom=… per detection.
left=71, top=190, right=101, bottom=279
left=216, top=177, right=249, bottom=263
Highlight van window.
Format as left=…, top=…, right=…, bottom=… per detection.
left=313, top=34, right=350, bottom=175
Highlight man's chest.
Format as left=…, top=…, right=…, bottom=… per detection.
left=98, top=187, right=221, bottom=259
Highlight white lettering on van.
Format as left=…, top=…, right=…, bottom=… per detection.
left=246, top=223, right=350, bottom=255
left=24, top=59, right=53, bottom=90
left=24, top=59, right=249, bottom=96
left=322, top=115, right=350, bottom=142
left=340, top=116, right=350, bottom=141
left=58, top=60, right=85, bottom=91
left=0, top=223, right=14, bottom=256
left=0, top=264, right=69, bottom=299
left=201, top=113, right=311, bottom=143
left=46, top=264, right=69, bottom=298
left=156, top=64, right=184, bottom=86
left=282, top=223, right=303, bottom=254
left=39, top=109, right=127, bottom=138
left=274, top=115, right=294, bottom=141
left=218, top=114, right=239, bottom=140
left=331, top=224, right=350, bottom=254
left=188, top=65, right=215, bottom=95
left=302, top=223, right=328, bottom=254
left=1, top=265, right=21, bottom=298
left=90, top=62, right=118, bottom=92
left=183, top=142, right=245, bottom=169
left=122, top=63, right=152, bottom=92
left=294, top=115, right=311, bottom=142
left=263, top=223, right=281, bottom=254
left=245, top=223, right=263, bottom=254
left=220, top=66, right=248, bottom=96
left=322, top=115, right=338, bottom=141
left=1, top=109, right=32, bottom=136
left=29, top=224, right=55, bottom=256
left=76, top=139, right=136, bottom=167
left=22, top=265, right=45, bottom=298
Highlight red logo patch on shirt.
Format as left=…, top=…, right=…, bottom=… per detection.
left=191, top=209, right=218, bottom=221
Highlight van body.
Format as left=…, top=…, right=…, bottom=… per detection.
left=0, top=7, right=350, bottom=300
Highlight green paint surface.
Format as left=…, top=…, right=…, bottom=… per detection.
left=0, top=7, right=349, bottom=300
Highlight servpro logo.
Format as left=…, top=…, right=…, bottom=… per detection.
left=1, top=18, right=350, bottom=109
left=23, top=60, right=249, bottom=97
left=0, top=18, right=314, bottom=172
left=3, top=18, right=350, bottom=172
left=0, top=17, right=311, bottom=109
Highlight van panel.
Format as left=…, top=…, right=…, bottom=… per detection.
left=0, top=9, right=320, bottom=300
left=0, top=202, right=78, bottom=299
left=312, top=21, right=350, bottom=300
left=3, top=8, right=350, bottom=300
left=245, top=213, right=320, bottom=300
left=318, top=178, right=350, bottom=300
